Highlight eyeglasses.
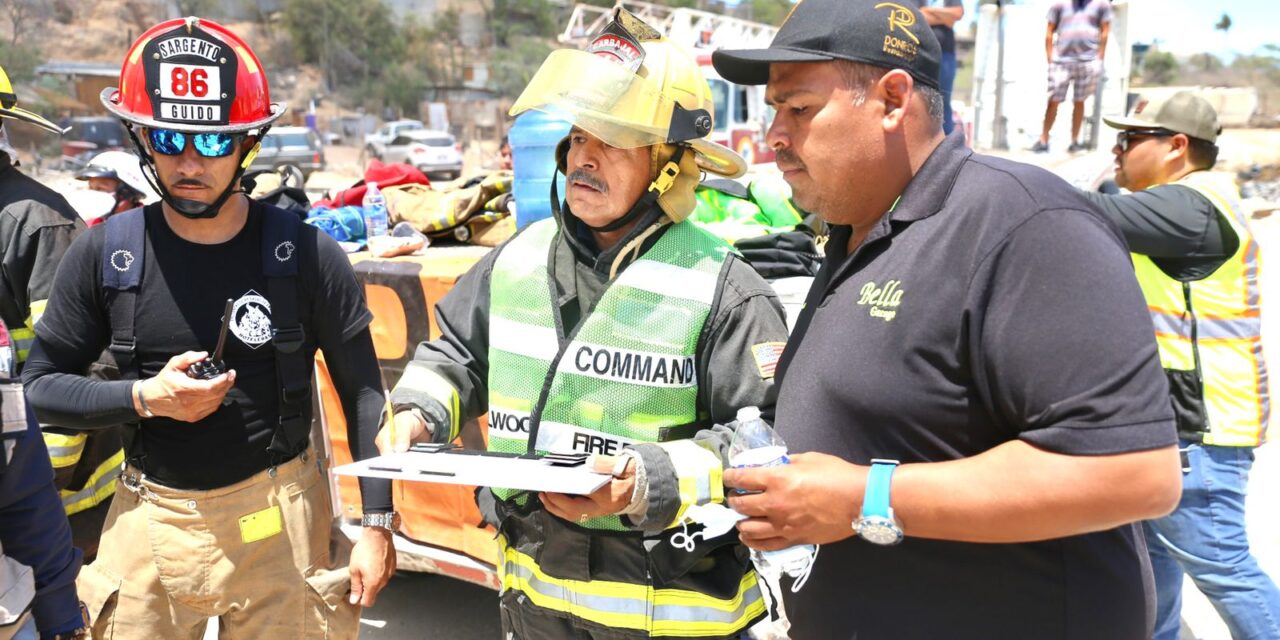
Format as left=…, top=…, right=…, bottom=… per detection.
left=146, top=128, right=244, bottom=158
left=1115, top=128, right=1175, bottom=153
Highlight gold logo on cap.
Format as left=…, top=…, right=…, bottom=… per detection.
left=875, top=2, right=921, bottom=45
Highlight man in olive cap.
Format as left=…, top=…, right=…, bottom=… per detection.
left=1081, top=91, right=1279, bottom=640
left=711, top=0, right=1182, bottom=637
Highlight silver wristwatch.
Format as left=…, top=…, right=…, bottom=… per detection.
left=361, top=511, right=401, bottom=531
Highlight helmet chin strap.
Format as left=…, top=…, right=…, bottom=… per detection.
left=556, top=145, right=686, bottom=233
left=126, top=124, right=264, bottom=220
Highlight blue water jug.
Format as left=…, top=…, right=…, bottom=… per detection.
left=509, top=110, right=572, bottom=229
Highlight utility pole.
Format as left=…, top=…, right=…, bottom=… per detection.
left=321, top=3, right=331, bottom=93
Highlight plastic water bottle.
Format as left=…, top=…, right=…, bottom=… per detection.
left=728, top=406, right=818, bottom=590
left=362, top=181, right=389, bottom=240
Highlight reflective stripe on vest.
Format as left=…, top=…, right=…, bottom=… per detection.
left=499, top=539, right=766, bottom=637
left=60, top=449, right=124, bottom=515
left=1131, top=171, right=1269, bottom=446
left=487, top=219, right=725, bottom=530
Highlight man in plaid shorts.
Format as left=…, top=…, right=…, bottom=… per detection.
left=1033, top=0, right=1112, bottom=153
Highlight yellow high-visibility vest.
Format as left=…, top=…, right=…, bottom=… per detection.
left=1132, top=171, right=1269, bottom=446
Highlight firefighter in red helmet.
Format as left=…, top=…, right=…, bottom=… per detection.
left=21, top=17, right=396, bottom=639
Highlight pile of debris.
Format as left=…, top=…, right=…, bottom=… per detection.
left=1240, top=164, right=1280, bottom=218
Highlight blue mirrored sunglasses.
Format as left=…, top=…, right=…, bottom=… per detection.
left=146, top=128, right=244, bottom=158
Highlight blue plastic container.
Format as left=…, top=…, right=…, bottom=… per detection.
left=509, top=110, right=572, bottom=229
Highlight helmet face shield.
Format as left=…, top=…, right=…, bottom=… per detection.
left=511, top=49, right=685, bottom=150
left=509, top=9, right=745, bottom=179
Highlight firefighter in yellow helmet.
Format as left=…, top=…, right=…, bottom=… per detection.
left=378, top=9, right=788, bottom=639
left=0, top=65, right=118, bottom=564
left=0, top=62, right=81, bottom=363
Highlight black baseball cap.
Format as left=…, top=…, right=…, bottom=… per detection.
left=713, top=0, right=941, bottom=90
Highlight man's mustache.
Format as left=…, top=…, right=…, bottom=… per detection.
left=775, top=147, right=805, bottom=171
left=172, top=178, right=208, bottom=189
left=567, top=169, right=607, bottom=193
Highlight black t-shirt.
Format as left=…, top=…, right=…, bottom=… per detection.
left=34, top=202, right=372, bottom=489
left=774, top=134, right=1175, bottom=639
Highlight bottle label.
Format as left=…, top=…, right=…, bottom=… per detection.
left=729, top=445, right=789, bottom=469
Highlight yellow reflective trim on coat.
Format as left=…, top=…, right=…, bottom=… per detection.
left=43, top=432, right=87, bottom=468
left=655, top=440, right=725, bottom=528
left=60, top=449, right=124, bottom=515
left=395, top=364, right=462, bottom=441
left=9, top=325, right=33, bottom=363
left=499, top=539, right=765, bottom=636
left=27, top=299, right=47, bottom=326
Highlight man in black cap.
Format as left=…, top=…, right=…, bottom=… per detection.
left=712, top=1, right=1181, bottom=638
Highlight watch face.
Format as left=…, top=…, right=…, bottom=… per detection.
left=857, top=517, right=903, bottom=545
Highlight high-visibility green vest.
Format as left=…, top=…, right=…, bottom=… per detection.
left=690, top=176, right=803, bottom=243
left=486, top=218, right=727, bottom=530
left=487, top=218, right=765, bottom=638
left=1132, top=171, right=1269, bottom=446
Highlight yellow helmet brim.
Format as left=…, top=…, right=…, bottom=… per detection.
left=1, top=105, right=66, bottom=135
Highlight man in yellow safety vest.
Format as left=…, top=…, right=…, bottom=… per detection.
left=1081, top=91, right=1277, bottom=640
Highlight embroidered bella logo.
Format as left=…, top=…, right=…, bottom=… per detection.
left=857, top=280, right=904, bottom=322
left=875, top=2, right=920, bottom=62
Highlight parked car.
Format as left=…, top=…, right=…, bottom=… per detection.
left=61, top=117, right=127, bottom=170
left=364, top=119, right=424, bottom=159
left=248, top=126, right=325, bottom=178
left=381, top=130, right=464, bottom=180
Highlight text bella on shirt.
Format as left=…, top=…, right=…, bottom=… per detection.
left=857, top=279, right=904, bottom=322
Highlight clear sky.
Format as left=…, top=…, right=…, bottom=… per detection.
left=956, top=0, right=1278, bottom=59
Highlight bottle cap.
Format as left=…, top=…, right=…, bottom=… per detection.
left=735, top=406, right=761, bottom=423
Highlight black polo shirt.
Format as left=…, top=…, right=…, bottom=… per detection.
left=774, top=133, right=1176, bottom=640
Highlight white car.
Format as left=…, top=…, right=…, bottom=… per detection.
left=364, top=119, right=424, bottom=159
left=381, top=130, right=464, bottom=181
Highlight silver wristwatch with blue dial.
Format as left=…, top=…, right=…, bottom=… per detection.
left=854, top=459, right=903, bottom=545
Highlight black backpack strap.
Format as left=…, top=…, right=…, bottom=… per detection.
left=261, top=205, right=311, bottom=460
left=102, top=208, right=147, bottom=379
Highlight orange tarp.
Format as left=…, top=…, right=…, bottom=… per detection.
left=319, top=247, right=499, bottom=566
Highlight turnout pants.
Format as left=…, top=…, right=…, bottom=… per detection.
left=76, top=450, right=359, bottom=639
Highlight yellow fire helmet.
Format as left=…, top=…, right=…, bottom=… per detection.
left=0, top=63, right=65, bottom=135
left=511, top=8, right=746, bottom=181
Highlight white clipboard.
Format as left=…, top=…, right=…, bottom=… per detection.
left=332, top=444, right=612, bottom=495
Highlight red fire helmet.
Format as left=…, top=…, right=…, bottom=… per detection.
left=101, top=17, right=285, bottom=133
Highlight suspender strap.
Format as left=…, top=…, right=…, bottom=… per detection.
left=261, top=206, right=311, bottom=459
left=102, top=208, right=147, bottom=379
left=102, top=208, right=147, bottom=464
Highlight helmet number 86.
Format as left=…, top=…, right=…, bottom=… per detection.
left=159, top=63, right=218, bottom=101
left=171, top=67, right=208, bottom=98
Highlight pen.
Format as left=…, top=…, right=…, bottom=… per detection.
left=384, top=389, right=396, bottom=452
